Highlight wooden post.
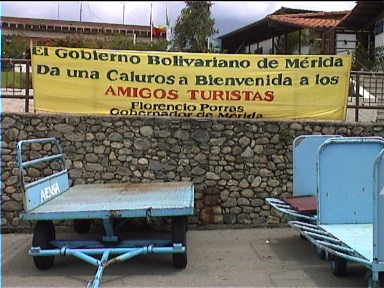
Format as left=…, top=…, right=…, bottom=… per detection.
left=284, top=33, right=288, bottom=54
left=25, top=60, right=30, bottom=113
left=272, top=36, right=275, bottom=54
left=355, top=73, right=360, bottom=122
left=298, top=29, right=302, bottom=54
left=25, top=39, right=34, bottom=113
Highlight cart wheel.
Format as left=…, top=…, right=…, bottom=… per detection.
left=73, top=219, right=92, bottom=234
left=32, top=221, right=55, bottom=270
left=368, top=278, right=380, bottom=288
left=299, top=233, right=307, bottom=241
left=172, top=216, right=187, bottom=269
left=316, top=246, right=326, bottom=260
left=330, top=257, right=347, bottom=276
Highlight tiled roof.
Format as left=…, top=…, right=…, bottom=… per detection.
left=219, top=7, right=319, bottom=39
left=268, top=11, right=351, bottom=29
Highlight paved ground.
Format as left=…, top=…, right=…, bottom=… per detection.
left=2, top=227, right=368, bottom=287
left=2, top=98, right=35, bottom=113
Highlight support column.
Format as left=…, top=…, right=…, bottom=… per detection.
left=285, top=33, right=288, bottom=54
left=299, top=29, right=302, bottom=54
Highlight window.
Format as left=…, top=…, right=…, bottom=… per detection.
left=375, top=20, right=384, bottom=35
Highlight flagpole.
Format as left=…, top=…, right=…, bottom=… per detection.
left=123, top=2, right=125, bottom=24
left=166, top=5, right=172, bottom=50
left=150, top=3, right=153, bottom=43
left=166, top=6, right=170, bottom=41
left=80, top=1, right=83, bottom=22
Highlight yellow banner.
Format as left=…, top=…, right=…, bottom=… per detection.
left=31, top=46, right=352, bottom=120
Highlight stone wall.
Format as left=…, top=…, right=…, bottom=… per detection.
left=2, top=112, right=384, bottom=232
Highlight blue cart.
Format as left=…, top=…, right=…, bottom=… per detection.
left=289, top=137, right=384, bottom=287
left=266, top=135, right=341, bottom=223
left=16, top=138, right=194, bottom=288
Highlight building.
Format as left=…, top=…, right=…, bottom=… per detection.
left=338, top=1, right=384, bottom=48
left=0, top=16, right=166, bottom=45
left=218, top=7, right=354, bottom=55
left=337, top=1, right=384, bottom=71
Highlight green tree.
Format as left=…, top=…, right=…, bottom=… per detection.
left=2, top=34, right=29, bottom=59
left=172, top=1, right=218, bottom=52
left=47, top=34, right=168, bottom=51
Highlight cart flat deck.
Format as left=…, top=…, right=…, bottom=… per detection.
left=21, top=181, right=194, bottom=220
left=320, top=224, right=372, bottom=262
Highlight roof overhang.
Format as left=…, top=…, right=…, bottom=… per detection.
left=218, top=7, right=350, bottom=53
left=220, top=18, right=301, bottom=53
left=337, top=1, right=384, bottom=30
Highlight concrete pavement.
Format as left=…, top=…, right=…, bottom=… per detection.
left=2, top=227, right=368, bottom=287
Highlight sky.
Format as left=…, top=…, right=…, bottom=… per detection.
left=1, top=1, right=357, bottom=37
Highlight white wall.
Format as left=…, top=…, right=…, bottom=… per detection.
left=376, top=16, right=384, bottom=48
left=291, top=44, right=310, bottom=55
left=377, top=33, right=384, bottom=48
left=375, top=16, right=384, bottom=48
left=258, top=38, right=272, bottom=54
left=336, top=33, right=357, bottom=55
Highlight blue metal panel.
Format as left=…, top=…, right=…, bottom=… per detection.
left=50, top=240, right=173, bottom=249
left=18, top=139, right=194, bottom=222
left=21, top=154, right=65, bottom=168
left=17, top=137, right=68, bottom=212
left=373, top=149, right=384, bottom=263
left=16, top=138, right=63, bottom=169
left=320, top=224, right=373, bottom=262
left=289, top=220, right=373, bottom=267
left=21, top=182, right=194, bottom=220
left=29, top=244, right=187, bottom=288
left=21, top=207, right=194, bottom=221
left=318, top=138, right=384, bottom=225
left=25, top=171, right=69, bottom=212
left=293, top=135, right=341, bottom=196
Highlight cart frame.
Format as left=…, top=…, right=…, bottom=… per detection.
left=289, top=137, right=384, bottom=288
left=266, top=135, right=341, bottom=222
left=17, top=138, right=194, bottom=288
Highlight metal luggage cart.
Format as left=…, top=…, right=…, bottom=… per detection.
left=266, top=135, right=341, bottom=223
left=289, top=137, right=384, bottom=288
left=16, top=138, right=194, bottom=288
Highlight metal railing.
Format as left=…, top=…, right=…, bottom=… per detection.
left=1, top=58, right=33, bottom=112
left=1, top=58, right=384, bottom=122
left=348, top=71, right=384, bottom=122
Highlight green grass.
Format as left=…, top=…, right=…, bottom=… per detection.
left=1, top=71, right=31, bottom=89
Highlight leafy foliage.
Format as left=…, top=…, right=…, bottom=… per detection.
left=353, top=45, right=384, bottom=72
left=2, top=33, right=168, bottom=60
left=1, top=34, right=29, bottom=59
left=374, top=47, right=384, bottom=72
left=172, top=1, right=218, bottom=52
left=46, top=34, right=168, bottom=51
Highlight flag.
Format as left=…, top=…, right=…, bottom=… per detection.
left=152, top=25, right=166, bottom=37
